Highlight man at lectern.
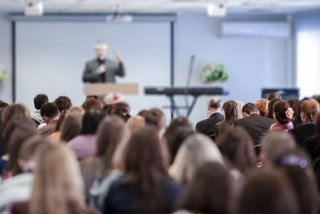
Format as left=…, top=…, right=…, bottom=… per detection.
left=82, top=42, right=125, bottom=83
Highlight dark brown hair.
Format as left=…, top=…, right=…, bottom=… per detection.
left=273, top=100, right=291, bottom=124
left=222, top=100, right=239, bottom=125
left=82, top=97, right=101, bottom=111
left=316, top=112, right=320, bottom=137
left=242, top=102, right=259, bottom=115
left=287, top=98, right=301, bottom=127
left=237, top=170, right=299, bottom=214
left=267, top=97, right=282, bottom=119
left=54, top=96, right=72, bottom=112
left=34, top=94, right=48, bottom=110
left=40, top=103, right=59, bottom=119
left=107, top=102, right=131, bottom=121
left=217, top=127, right=256, bottom=175
left=96, top=116, right=125, bottom=171
left=178, top=162, right=234, bottom=214
left=60, top=113, right=83, bottom=142
left=121, top=127, right=168, bottom=208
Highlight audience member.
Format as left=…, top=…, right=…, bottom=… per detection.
left=312, top=95, right=320, bottom=105
left=60, top=112, right=83, bottom=142
left=236, top=103, right=274, bottom=152
left=214, top=100, right=240, bottom=139
left=107, top=101, right=131, bottom=121
left=38, top=103, right=60, bottom=136
left=274, top=148, right=319, bottom=214
left=164, top=117, right=192, bottom=145
left=260, top=131, right=296, bottom=168
left=288, top=98, right=302, bottom=128
left=267, top=97, right=282, bottom=119
left=30, top=94, right=48, bottom=125
left=175, top=162, right=234, bottom=214
left=68, top=108, right=104, bottom=159
left=290, top=98, right=319, bottom=145
left=169, top=133, right=223, bottom=185
left=103, top=127, right=183, bottom=214
left=68, top=106, right=85, bottom=114
left=270, top=100, right=294, bottom=131
left=237, top=170, right=299, bottom=214
left=217, top=127, right=256, bottom=181
left=303, top=112, right=320, bottom=160
left=54, top=95, right=72, bottom=112
left=50, top=110, right=66, bottom=140
left=11, top=143, right=97, bottom=214
left=143, top=108, right=166, bottom=137
left=0, top=136, right=44, bottom=212
left=125, top=115, right=145, bottom=132
left=266, top=92, right=282, bottom=100
left=81, top=116, right=126, bottom=198
left=195, top=98, right=224, bottom=140
left=255, top=98, right=269, bottom=117
left=82, top=97, right=101, bottom=111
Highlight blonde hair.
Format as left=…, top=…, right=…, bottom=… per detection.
left=169, top=134, right=223, bottom=185
left=30, top=143, right=85, bottom=214
left=126, top=115, right=145, bottom=132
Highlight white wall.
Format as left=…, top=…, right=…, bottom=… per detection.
left=0, top=15, right=12, bottom=103
left=0, top=12, right=294, bottom=125
left=174, top=12, right=293, bottom=124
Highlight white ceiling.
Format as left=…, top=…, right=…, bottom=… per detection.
left=0, top=0, right=320, bottom=15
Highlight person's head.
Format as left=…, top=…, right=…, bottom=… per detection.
left=260, top=131, right=296, bottom=167
left=6, top=119, right=38, bottom=176
left=299, top=98, right=320, bottom=123
left=121, top=127, right=168, bottom=206
left=67, top=106, right=85, bottom=114
left=255, top=99, right=269, bottom=117
left=18, top=135, right=45, bottom=172
left=274, top=148, right=318, bottom=214
left=82, top=97, right=101, bottom=111
left=208, top=97, right=221, bottom=113
left=0, top=100, right=9, bottom=109
left=96, top=116, right=126, bottom=171
left=1, top=104, right=30, bottom=132
left=33, top=94, right=48, bottom=110
left=217, top=127, right=256, bottom=175
left=169, top=133, right=224, bottom=185
left=166, top=127, right=195, bottom=165
left=60, top=113, right=83, bottom=142
left=267, top=97, right=282, bottom=119
left=30, top=143, right=85, bottom=214
left=287, top=98, right=301, bottom=127
left=178, top=162, right=234, bottom=214
left=222, top=100, right=239, bottom=125
left=80, top=108, right=104, bottom=135
left=266, top=92, right=282, bottom=100
left=54, top=96, right=72, bottom=112
left=40, top=102, right=60, bottom=123
left=237, top=170, right=298, bottom=214
left=125, top=115, right=145, bottom=133
left=94, top=42, right=108, bottom=59
left=143, top=108, right=166, bottom=136
left=273, top=100, right=294, bottom=125
left=165, top=117, right=192, bottom=134
left=242, top=102, right=259, bottom=118
left=108, top=101, right=131, bottom=121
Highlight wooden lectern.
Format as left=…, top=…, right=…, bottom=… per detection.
left=84, top=83, right=139, bottom=96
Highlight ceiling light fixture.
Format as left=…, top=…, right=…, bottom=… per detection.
left=207, top=1, right=227, bottom=17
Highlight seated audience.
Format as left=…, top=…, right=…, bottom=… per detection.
left=303, top=112, right=320, bottom=160
left=236, top=103, right=274, bottom=152
left=290, top=98, right=319, bottom=145
left=274, top=148, right=319, bottom=214
left=38, top=103, right=60, bottom=136
left=169, top=133, right=223, bottom=185
left=11, top=143, right=97, bottom=214
left=214, top=100, right=240, bottom=139
left=260, top=131, right=296, bottom=168
left=175, top=162, right=234, bottom=214
left=164, top=117, right=192, bottom=144
left=195, top=98, right=224, bottom=140
left=54, top=95, right=72, bottom=112
left=266, top=92, right=282, bottom=101
left=81, top=116, right=126, bottom=198
left=270, top=100, right=294, bottom=131
left=107, top=101, right=131, bottom=121
left=68, top=108, right=104, bottom=159
left=82, top=97, right=101, bottom=111
left=255, top=98, right=269, bottom=117
left=237, top=171, right=299, bottom=214
left=50, top=110, right=66, bottom=140
left=60, top=112, right=83, bottom=142
left=143, top=108, right=166, bottom=137
left=68, top=106, right=85, bottom=114
left=125, top=115, right=145, bottom=132
left=288, top=98, right=302, bottom=128
left=267, top=97, right=282, bottom=119
left=30, top=94, right=48, bottom=125
left=103, top=127, right=183, bottom=214
left=217, top=127, right=256, bottom=181
left=0, top=136, right=44, bottom=212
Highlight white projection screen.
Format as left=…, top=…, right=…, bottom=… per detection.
left=15, top=20, right=171, bottom=118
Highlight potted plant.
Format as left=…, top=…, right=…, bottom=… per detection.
left=200, top=63, right=228, bottom=84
